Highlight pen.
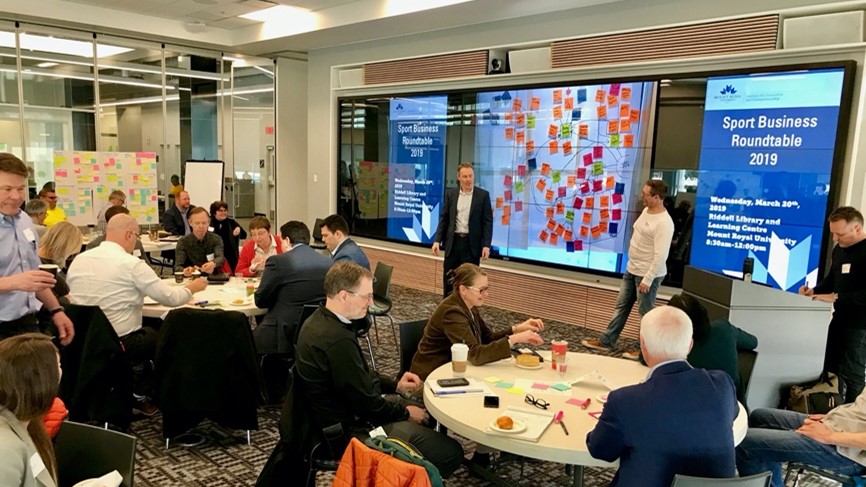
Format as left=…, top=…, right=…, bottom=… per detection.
left=436, top=390, right=469, bottom=395
left=559, top=421, right=569, bottom=435
left=194, top=300, right=208, bottom=306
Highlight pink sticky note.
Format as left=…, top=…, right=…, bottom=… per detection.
left=504, top=189, right=512, bottom=201
left=582, top=153, right=592, bottom=166
left=504, top=174, right=513, bottom=187
left=93, top=176, right=99, bottom=182
left=593, top=179, right=603, bottom=192
left=588, top=411, right=602, bottom=419
left=558, top=186, right=566, bottom=198
left=612, top=193, right=623, bottom=205
left=566, top=398, right=586, bottom=407
left=532, top=383, right=549, bottom=390
left=593, top=146, right=603, bottom=158
left=613, top=209, right=622, bottom=220
left=515, top=201, right=523, bottom=212
left=517, top=165, right=527, bottom=177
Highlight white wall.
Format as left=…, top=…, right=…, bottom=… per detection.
left=275, top=57, right=308, bottom=227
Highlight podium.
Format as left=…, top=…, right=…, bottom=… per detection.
left=682, top=266, right=832, bottom=409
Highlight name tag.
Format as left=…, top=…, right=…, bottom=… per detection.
left=368, top=426, right=387, bottom=438
left=208, top=226, right=214, bottom=233
left=29, top=452, right=45, bottom=478
left=842, top=263, right=851, bottom=274
left=206, top=253, right=215, bottom=262
left=23, top=228, right=36, bottom=242
left=133, top=249, right=141, bottom=257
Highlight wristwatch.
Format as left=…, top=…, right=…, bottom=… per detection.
left=49, top=307, right=65, bottom=316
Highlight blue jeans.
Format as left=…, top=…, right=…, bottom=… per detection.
left=736, top=408, right=866, bottom=487
left=598, top=272, right=663, bottom=348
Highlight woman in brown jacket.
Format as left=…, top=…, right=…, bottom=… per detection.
left=410, top=264, right=544, bottom=381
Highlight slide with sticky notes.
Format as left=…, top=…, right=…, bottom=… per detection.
left=53, top=150, right=159, bottom=226
left=475, top=82, right=655, bottom=273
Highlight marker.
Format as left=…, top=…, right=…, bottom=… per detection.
left=554, top=410, right=569, bottom=435
left=435, top=390, right=470, bottom=396
left=581, top=398, right=592, bottom=410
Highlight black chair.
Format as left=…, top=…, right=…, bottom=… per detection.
left=737, top=349, right=758, bottom=406
left=671, top=472, right=771, bottom=486
left=155, top=308, right=262, bottom=447
left=309, top=218, right=327, bottom=250
left=397, top=320, right=427, bottom=379
left=368, top=262, right=397, bottom=350
left=785, top=463, right=865, bottom=486
left=55, top=421, right=137, bottom=487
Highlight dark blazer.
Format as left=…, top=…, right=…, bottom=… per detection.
left=586, top=361, right=738, bottom=487
left=332, top=238, right=370, bottom=270
left=161, top=204, right=192, bottom=236
left=434, top=186, right=493, bottom=259
left=254, top=244, right=333, bottom=354
left=410, top=292, right=511, bottom=381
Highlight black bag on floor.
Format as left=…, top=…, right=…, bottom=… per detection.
left=786, top=372, right=844, bottom=414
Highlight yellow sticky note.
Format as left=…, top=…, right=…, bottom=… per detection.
left=484, top=376, right=503, bottom=383
left=506, top=387, right=525, bottom=395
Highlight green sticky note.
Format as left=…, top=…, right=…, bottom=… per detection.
left=610, top=134, right=620, bottom=147
left=506, top=387, right=524, bottom=394
left=592, top=162, right=604, bottom=176
left=565, top=210, right=574, bottom=223
left=515, top=181, right=524, bottom=193
left=552, top=170, right=561, bottom=183
left=495, top=381, right=513, bottom=388
left=561, top=123, right=571, bottom=138
left=116, top=163, right=123, bottom=169
left=527, top=114, right=536, bottom=129
left=484, top=376, right=502, bottom=383
left=551, top=383, right=571, bottom=391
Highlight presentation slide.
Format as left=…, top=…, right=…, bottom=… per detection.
left=474, top=82, right=655, bottom=273
left=691, top=67, right=846, bottom=290
left=386, top=95, right=448, bottom=243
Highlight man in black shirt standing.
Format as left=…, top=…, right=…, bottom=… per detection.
left=800, top=206, right=866, bottom=403
left=295, top=261, right=464, bottom=477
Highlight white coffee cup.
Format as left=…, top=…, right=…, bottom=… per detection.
left=451, top=343, right=469, bottom=377
left=38, top=264, right=59, bottom=277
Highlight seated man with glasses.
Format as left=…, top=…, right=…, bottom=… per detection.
left=295, top=261, right=464, bottom=478
left=586, top=305, right=738, bottom=486
left=411, top=263, right=544, bottom=382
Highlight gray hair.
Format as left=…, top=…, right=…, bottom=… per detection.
left=24, top=199, right=47, bottom=217
left=640, top=306, right=693, bottom=360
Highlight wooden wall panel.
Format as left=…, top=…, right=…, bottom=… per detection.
left=364, top=50, right=489, bottom=85
left=363, top=246, right=668, bottom=341
left=551, top=15, right=779, bottom=69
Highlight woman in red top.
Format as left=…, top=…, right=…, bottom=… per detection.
left=235, top=216, right=283, bottom=277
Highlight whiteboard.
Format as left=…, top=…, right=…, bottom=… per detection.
left=184, top=161, right=224, bottom=212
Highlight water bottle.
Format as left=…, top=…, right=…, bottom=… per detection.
left=742, top=257, right=754, bottom=283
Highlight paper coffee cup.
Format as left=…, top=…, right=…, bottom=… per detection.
left=451, top=343, right=469, bottom=377
left=174, top=272, right=184, bottom=284
left=38, top=264, right=59, bottom=277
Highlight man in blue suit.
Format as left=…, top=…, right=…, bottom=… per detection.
left=432, top=163, right=493, bottom=296
left=320, top=214, right=370, bottom=270
left=254, top=220, right=333, bottom=355
left=586, top=305, right=738, bottom=486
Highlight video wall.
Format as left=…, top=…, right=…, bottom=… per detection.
left=690, top=67, right=850, bottom=291
left=338, top=62, right=853, bottom=284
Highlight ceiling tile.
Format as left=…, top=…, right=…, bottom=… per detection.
left=207, top=17, right=259, bottom=29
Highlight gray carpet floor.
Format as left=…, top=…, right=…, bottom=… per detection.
left=129, top=285, right=838, bottom=486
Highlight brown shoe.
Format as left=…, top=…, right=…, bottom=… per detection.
left=622, top=350, right=641, bottom=361
left=581, top=339, right=611, bottom=352
left=133, top=399, right=158, bottom=417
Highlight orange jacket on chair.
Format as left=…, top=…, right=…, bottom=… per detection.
left=43, top=397, right=68, bottom=438
left=332, top=438, right=432, bottom=487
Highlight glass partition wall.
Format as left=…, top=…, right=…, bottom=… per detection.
left=0, top=22, right=274, bottom=218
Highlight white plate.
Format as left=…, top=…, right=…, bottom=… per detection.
left=514, top=362, right=543, bottom=370
left=227, top=298, right=252, bottom=307
left=143, top=297, right=158, bottom=305
left=488, top=418, right=526, bottom=434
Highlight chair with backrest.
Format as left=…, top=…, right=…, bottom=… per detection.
left=737, top=349, right=758, bottom=406
left=154, top=308, right=262, bottom=447
left=54, top=421, right=137, bottom=487
left=785, top=463, right=866, bottom=486
left=368, top=262, right=397, bottom=350
left=397, top=320, right=428, bottom=379
left=310, top=218, right=327, bottom=250
left=670, top=472, right=771, bottom=486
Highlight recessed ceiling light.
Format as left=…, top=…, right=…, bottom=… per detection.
left=239, top=5, right=310, bottom=22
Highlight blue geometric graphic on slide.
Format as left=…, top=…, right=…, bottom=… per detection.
left=402, top=202, right=440, bottom=243
left=737, top=233, right=812, bottom=291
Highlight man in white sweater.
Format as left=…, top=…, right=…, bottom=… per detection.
left=582, top=179, right=674, bottom=360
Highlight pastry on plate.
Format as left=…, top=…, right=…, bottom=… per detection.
left=515, top=353, right=540, bottom=367
left=496, top=416, right=514, bottom=430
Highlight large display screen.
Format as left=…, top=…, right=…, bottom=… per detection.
left=475, top=82, right=655, bottom=272
left=691, top=67, right=848, bottom=290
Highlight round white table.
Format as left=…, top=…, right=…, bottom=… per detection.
left=423, top=351, right=748, bottom=485
left=141, top=277, right=266, bottom=318
left=141, top=234, right=178, bottom=253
